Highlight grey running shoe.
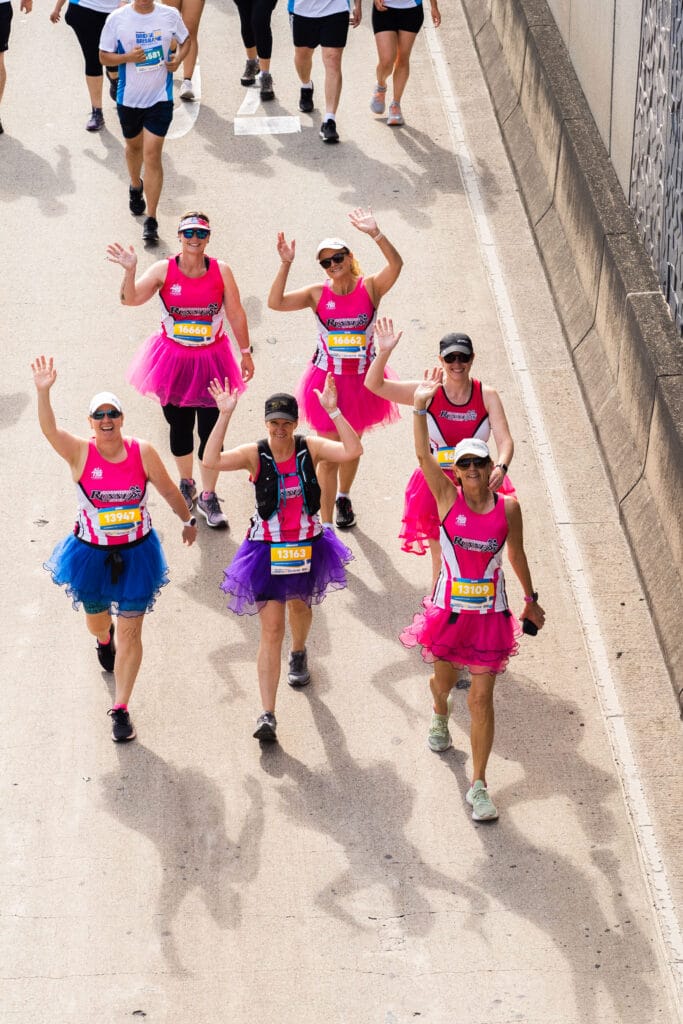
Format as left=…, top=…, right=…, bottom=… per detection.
left=466, top=780, right=499, bottom=821
left=370, top=83, right=387, bottom=114
left=179, top=477, right=197, bottom=511
left=179, top=78, right=195, bottom=101
left=253, top=711, right=277, bottom=742
left=96, top=623, right=116, bottom=673
left=288, top=649, right=311, bottom=687
left=108, top=708, right=136, bottom=743
left=335, top=495, right=355, bottom=528
left=320, top=118, right=339, bottom=143
left=299, top=84, right=314, bottom=112
left=129, top=180, right=145, bottom=216
left=387, top=101, right=404, bottom=127
left=86, top=107, right=104, bottom=132
left=197, top=491, right=229, bottom=529
left=142, top=216, right=159, bottom=244
left=259, top=71, right=274, bottom=101
left=241, top=57, right=260, bottom=86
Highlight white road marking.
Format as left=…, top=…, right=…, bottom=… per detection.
left=234, top=116, right=301, bottom=136
left=424, top=16, right=683, bottom=1005
left=237, top=89, right=261, bottom=116
left=167, top=65, right=201, bottom=141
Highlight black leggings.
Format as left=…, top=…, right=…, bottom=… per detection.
left=162, top=404, right=220, bottom=460
left=65, top=2, right=108, bottom=78
left=232, top=0, right=278, bottom=60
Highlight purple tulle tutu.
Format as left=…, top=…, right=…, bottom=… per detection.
left=400, top=597, right=521, bottom=673
left=295, top=362, right=400, bottom=434
left=44, top=530, right=169, bottom=615
left=400, top=468, right=518, bottom=555
left=127, top=330, right=246, bottom=408
left=220, top=529, right=353, bottom=615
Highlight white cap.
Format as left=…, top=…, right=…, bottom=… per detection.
left=452, top=438, right=490, bottom=463
left=89, top=391, right=123, bottom=415
left=316, top=237, right=350, bottom=258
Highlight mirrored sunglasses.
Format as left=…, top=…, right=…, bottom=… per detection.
left=180, top=228, right=210, bottom=239
left=91, top=409, right=122, bottom=420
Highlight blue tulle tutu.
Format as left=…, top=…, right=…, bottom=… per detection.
left=44, top=530, right=169, bottom=615
left=220, top=529, right=353, bottom=615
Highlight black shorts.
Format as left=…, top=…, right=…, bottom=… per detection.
left=371, top=3, right=424, bottom=34
left=290, top=10, right=349, bottom=49
left=117, top=100, right=174, bottom=139
left=65, top=3, right=108, bottom=77
left=0, top=2, right=13, bottom=52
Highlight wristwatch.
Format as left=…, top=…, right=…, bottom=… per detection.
left=496, top=462, right=508, bottom=474
left=523, top=591, right=538, bottom=603
left=240, top=345, right=253, bottom=355
left=184, top=516, right=197, bottom=527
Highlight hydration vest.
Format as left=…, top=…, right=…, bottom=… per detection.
left=255, top=437, right=321, bottom=521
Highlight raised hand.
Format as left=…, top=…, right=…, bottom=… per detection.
left=374, top=316, right=403, bottom=353
left=414, top=375, right=441, bottom=410
left=348, top=207, right=378, bottom=236
left=31, top=355, right=57, bottom=393
left=313, top=372, right=339, bottom=414
left=208, top=377, right=240, bottom=415
left=106, top=243, right=138, bottom=271
left=276, top=232, right=296, bottom=264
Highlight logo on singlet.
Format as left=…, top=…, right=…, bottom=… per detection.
left=439, top=410, right=478, bottom=422
left=456, top=514, right=467, bottom=526
left=170, top=284, right=182, bottom=296
left=326, top=301, right=336, bottom=310
left=91, top=467, right=103, bottom=479
left=283, top=484, right=302, bottom=500
left=453, top=536, right=500, bottom=554
left=90, top=485, right=144, bottom=503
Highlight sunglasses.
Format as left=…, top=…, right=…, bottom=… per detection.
left=319, top=252, right=347, bottom=269
left=91, top=409, right=122, bottom=420
left=443, top=352, right=472, bottom=364
left=455, top=456, right=489, bottom=469
left=180, top=228, right=210, bottom=239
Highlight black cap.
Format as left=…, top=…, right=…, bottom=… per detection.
left=264, top=393, right=298, bottom=422
left=439, top=333, right=474, bottom=358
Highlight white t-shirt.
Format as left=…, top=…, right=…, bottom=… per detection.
left=99, top=3, right=189, bottom=108
left=288, top=0, right=349, bottom=17
left=70, top=0, right=120, bottom=16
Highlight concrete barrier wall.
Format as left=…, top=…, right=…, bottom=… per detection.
left=460, top=0, right=683, bottom=704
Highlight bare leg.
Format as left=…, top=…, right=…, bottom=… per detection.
left=141, top=129, right=165, bottom=219
left=391, top=30, right=419, bottom=104
left=338, top=455, right=360, bottom=494
left=321, top=45, right=343, bottom=114
left=199, top=466, right=220, bottom=493
left=467, top=671, right=496, bottom=784
left=430, top=660, right=456, bottom=715
left=428, top=538, right=442, bottom=588
left=374, top=30, right=397, bottom=89
left=174, top=453, right=195, bottom=481
left=85, top=73, right=104, bottom=108
left=287, top=598, right=313, bottom=651
left=0, top=53, right=6, bottom=107
left=294, top=45, right=314, bottom=84
left=257, top=601, right=286, bottom=713
left=113, top=615, right=145, bottom=706
left=124, top=131, right=144, bottom=190
left=85, top=610, right=113, bottom=645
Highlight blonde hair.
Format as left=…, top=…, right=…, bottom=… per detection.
left=178, top=210, right=211, bottom=226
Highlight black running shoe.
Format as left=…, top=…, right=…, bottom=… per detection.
left=320, top=118, right=339, bottom=144
left=129, top=180, right=146, bottom=216
left=253, top=712, right=277, bottom=742
left=335, top=495, right=356, bottom=528
left=241, top=57, right=260, bottom=86
left=259, top=71, right=275, bottom=102
left=288, top=649, right=310, bottom=687
left=106, top=70, right=118, bottom=101
left=142, top=216, right=159, bottom=244
left=298, top=85, right=314, bottom=113
left=96, top=624, right=116, bottom=673
left=108, top=708, right=136, bottom=743
left=0, top=119, right=4, bottom=135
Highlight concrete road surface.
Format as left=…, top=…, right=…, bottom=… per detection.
left=2, top=1, right=682, bottom=1022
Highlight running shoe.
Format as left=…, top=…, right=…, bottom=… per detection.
left=259, top=71, right=274, bottom=102
left=288, top=649, right=310, bottom=687
left=197, top=491, right=228, bottom=529
left=129, top=180, right=146, bottom=216
left=96, top=623, right=116, bottom=673
left=298, top=84, right=314, bottom=113
left=427, top=712, right=451, bottom=752
left=142, top=216, right=159, bottom=244
left=85, top=108, right=104, bottom=132
left=387, top=101, right=404, bottom=127
left=253, top=711, right=277, bottom=742
left=179, top=477, right=197, bottom=512
left=370, top=83, right=387, bottom=114
left=179, top=78, right=195, bottom=101
left=466, top=780, right=499, bottom=821
left=107, top=72, right=118, bottom=102
left=335, top=495, right=355, bottom=528
left=108, top=708, right=136, bottom=743
left=320, top=118, right=339, bottom=144
left=241, top=57, right=260, bottom=86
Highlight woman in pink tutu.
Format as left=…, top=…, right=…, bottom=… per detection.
left=106, top=211, right=254, bottom=530
left=365, top=317, right=515, bottom=584
left=402, top=378, right=544, bottom=821
left=203, top=373, right=362, bottom=744
left=267, top=207, right=402, bottom=530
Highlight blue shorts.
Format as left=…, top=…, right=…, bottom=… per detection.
left=117, top=100, right=174, bottom=139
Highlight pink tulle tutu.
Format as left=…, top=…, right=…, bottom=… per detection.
left=295, top=362, right=400, bottom=434
left=400, top=468, right=517, bottom=555
left=400, top=598, right=521, bottom=673
left=127, top=331, right=246, bottom=408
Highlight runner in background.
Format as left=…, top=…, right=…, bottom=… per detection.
left=0, top=0, right=32, bottom=135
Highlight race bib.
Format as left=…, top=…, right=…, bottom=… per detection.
left=98, top=507, right=142, bottom=531
left=327, top=333, right=367, bottom=358
left=437, top=446, right=456, bottom=468
left=135, top=44, right=164, bottom=72
left=270, top=542, right=312, bottom=575
left=450, top=577, right=495, bottom=613
left=173, top=320, right=212, bottom=344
